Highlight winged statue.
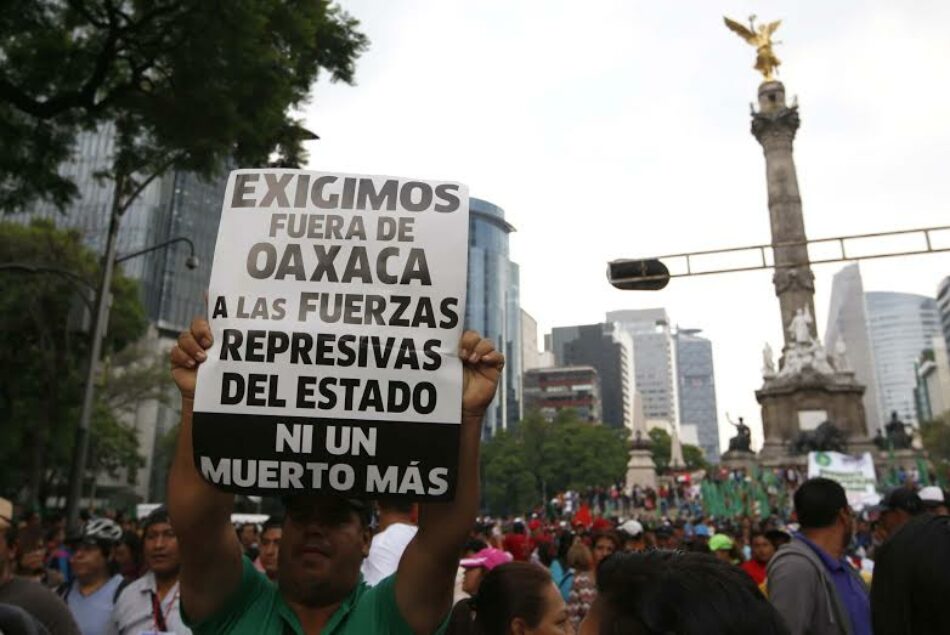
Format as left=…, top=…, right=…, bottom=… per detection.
left=724, top=15, right=782, bottom=81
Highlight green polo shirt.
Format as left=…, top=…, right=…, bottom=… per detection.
left=186, top=557, right=439, bottom=634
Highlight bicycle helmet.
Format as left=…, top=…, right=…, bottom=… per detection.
left=81, top=517, right=123, bottom=544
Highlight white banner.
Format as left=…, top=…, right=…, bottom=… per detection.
left=807, top=451, right=879, bottom=509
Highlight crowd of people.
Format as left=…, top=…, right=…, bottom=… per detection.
left=3, top=478, right=947, bottom=634
left=1, top=318, right=949, bottom=634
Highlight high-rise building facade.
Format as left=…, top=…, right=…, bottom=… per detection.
left=523, top=366, right=601, bottom=422
left=938, top=276, right=950, bottom=355
left=465, top=197, right=521, bottom=437
left=866, top=292, right=940, bottom=426
left=607, top=309, right=680, bottom=427
left=549, top=323, right=634, bottom=429
left=674, top=329, right=720, bottom=463
left=824, top=264, right=883, bottom=434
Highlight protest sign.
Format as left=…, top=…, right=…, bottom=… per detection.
left=807, top=451, right=880, bottom=509
left=193, top=169, right=469, bottom=500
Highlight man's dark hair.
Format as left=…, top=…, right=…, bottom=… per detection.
left=262, top=516, right=283, bottom=533
left=794, top=478, right=849, bottom=529
left=472, top=562, right=553, bottom=635
left=595, top=551, right=789, bottom=634
left=871, top=514, right=950, bottom=635
left=142, top=506, right=171, bottom=533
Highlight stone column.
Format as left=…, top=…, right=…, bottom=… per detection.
left=751, top=81, right=817, bottom=351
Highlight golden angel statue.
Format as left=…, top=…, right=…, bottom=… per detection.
left=724, top=15, right=782, bottom=81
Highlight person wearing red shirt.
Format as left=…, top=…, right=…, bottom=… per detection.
left=502, top=521, right=534, bottom=562
left=740, top=531, right=775, bottom=585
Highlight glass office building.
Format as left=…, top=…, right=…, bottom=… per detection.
left=674, top=329, right=720, bottom=463
left=466, top=197, right=521, bottom=437
left=866, top=292, right=940, bottom=426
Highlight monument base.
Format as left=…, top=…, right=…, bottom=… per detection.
left=720, top=450, right=758, bottom=472
left=625, top=448, right=657, bottom=491
left=756, top=367, right=868, bottom=460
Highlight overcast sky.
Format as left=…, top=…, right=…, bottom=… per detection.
left=301, top=0, right=950, bottom=451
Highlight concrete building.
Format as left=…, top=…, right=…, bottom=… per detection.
left=549, top=323, right=634, bottom=429
left=938, top=277, right=950, bottom=355
left=915, top=335, right=950, bottom=422
left=521, top=309, right=553, bottom=372
left=607, top=309, right=680, bottom=427
left=674, top=329, right=721, bottom=463
left=465, top=197, right=521, bottom=437
left=824, top=264, right=883, bottom=435
left=523, top=366, right=601, bottom=422
left=866, top=292, right=940, bottom=426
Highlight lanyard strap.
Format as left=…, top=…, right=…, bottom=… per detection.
left=150, top=590, right=169, bottom=632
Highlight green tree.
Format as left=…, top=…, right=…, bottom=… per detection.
left=0, top=0, right=369, bottom=212
left=480, top=409, right=629, bottom=516
left=0, top=220, right=149, bottom=506
left=921, top=414, right=950, bottom=484
left=648, top=428, right=708, bottom=473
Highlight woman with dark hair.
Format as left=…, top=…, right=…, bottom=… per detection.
left=462, top=562, right=573, bottom=635
left=579, top=551, right=788, bottom=635
left=567, top=531, right=618, bottom=628
left=871, top=514, right=950, bottom=634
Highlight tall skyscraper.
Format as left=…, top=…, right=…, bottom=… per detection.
left=465, top=197, right=521, bottom=437
left=866, top=292, right=940, bottom=426
left=824, top=264, right=883, bottom=435
left=938, top=276, right=950, bottom=355
left=674, top=329, right=720, bottom=463
left=549, top=323, right=634, bottom=429
left=607, top=309, right=680, bottom=427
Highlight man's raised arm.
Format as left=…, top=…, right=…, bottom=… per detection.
left=168, top=317, right=244, bottom=622
left=395, top=330, right=503, bottom=634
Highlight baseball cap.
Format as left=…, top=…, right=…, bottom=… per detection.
left=877, top=488, right=923, bottom=515
left=460, top=548, right=513, bottom=571
left=281, top=493, right=371, bottom=526
left=655, top=525, right=674, bottom=538
left=708, top=534, right=734, bottom=552
left=918, top=486, right=946, bottom=509
left=619, top=520, right=644, bottom=537
left=694, top=524, right=711, bottom=538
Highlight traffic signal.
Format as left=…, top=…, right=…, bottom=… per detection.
left=606, top=258, right=670, bottom=291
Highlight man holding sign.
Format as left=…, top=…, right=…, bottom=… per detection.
left=166, top=170, right=502, bottom=634
left=169, top=322, right=501, bottom=634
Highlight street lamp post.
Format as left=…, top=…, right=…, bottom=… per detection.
left=63, top=218, right=199, bottom=530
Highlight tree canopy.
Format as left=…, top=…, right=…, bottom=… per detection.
left=481, top=410, right=629, bottom=517
left=648, top=427, right=708, bottom=473
left=0, top=220, right=164, bottom=507
left=0, top=0, right=369, bottom=212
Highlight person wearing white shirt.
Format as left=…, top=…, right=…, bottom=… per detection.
left=108, top=507, right=191, bottom=635
left=361, top=501, right=418, bottom=586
